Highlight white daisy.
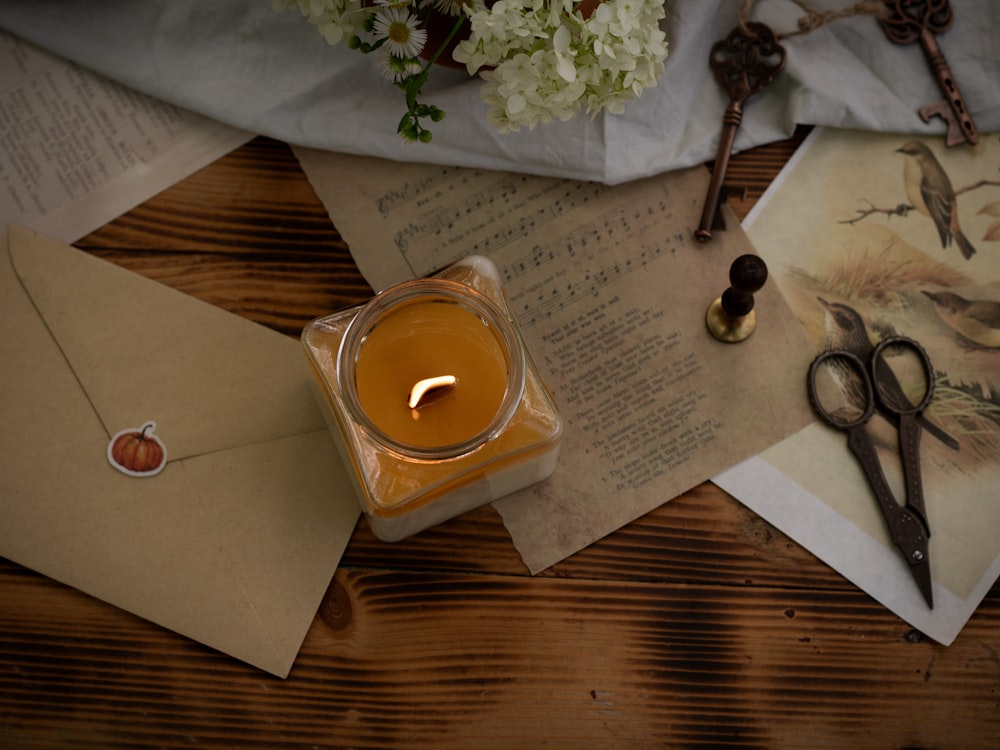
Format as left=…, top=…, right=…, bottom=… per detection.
left=378, top=52, right=423, bottom=83
left=430, top=0, right=471, bottom=16
left=372, top=6, right=428, bottom=59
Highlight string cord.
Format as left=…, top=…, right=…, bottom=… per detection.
left=738, top=0, right=887, bottom=39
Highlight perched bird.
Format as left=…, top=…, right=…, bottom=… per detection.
left=897, top=140, right=976, bottom=260
left=817, top=298, right=959, bottom=451
left=923, top=290, right=1000, bottom=349
left=816, top=297, right=877, bottom=421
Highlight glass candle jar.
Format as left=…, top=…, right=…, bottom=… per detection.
left=302, top=256, right=562, bottom=541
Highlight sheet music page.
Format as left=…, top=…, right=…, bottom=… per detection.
left=295, top=147, right=815, bottom=572
left=0, top=29, right=252, bottom=243
left=715, top=128, right=1000, bottom=644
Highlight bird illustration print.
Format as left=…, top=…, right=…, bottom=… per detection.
left=817, top=297, right=959, bottom=451
left=897, top=140, right=976, bottom=260
left=923, top=290, right=1000, bottom=349
left=817, top=297, right=873, bottom=421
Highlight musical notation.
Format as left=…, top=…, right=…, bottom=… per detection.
left=501, top=196, right=672, bottom=283
left=511, top=241, right=674, bottom=326
left=375, top=166, right=467, bottom=216
left=485, top=192, right=678, bottom=326
left=368, top=157, right=683, bottom=331
left=391, top=175, right=612, bottom=262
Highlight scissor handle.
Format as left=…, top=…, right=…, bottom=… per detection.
left=871, top=336, right=935, bottom=541
left=870, top=336, right=935, bottom=416
left=807, top=349, right=875, bottom=430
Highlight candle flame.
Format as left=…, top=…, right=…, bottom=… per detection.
left=407, top=375, right=457, bottom=416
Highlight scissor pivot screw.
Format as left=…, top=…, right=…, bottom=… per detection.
left=912, top=550, right=925, bottom=562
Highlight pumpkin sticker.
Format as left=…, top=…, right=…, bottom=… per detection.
left=108, top=422, right=167, bottom=477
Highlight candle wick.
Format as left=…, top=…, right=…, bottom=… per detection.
left=408, top=375, right=457, bottom=414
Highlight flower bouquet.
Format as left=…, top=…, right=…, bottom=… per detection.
left=275, top=0, right=669, bottom=141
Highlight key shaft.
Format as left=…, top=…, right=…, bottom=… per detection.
left=696, top=104, right=744, bottom=242
left=915, top=26, right=978, bottom=145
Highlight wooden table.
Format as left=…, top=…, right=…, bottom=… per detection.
left=2, top=131, right=998, bottom=749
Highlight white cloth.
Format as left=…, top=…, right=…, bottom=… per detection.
left=1, top=0, right=997, bottom=184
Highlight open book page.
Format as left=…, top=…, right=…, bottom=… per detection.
left=0, top=29, right=252, bottom=243
left=294, top=146, right=815, bottom=572
left=715, top=128, right=1000, bottom=644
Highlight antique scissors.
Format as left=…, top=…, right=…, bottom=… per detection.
left=807, top=336, right=936, bottom=608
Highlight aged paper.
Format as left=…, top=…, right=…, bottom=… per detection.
left=0, top=29, right=251, bottom=242
left=715, top=128, right=1000, bottom=644
left=294, top=147, right=815, bottom=572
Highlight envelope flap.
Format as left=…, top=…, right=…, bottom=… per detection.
left=8, top=224, right=324, bottom=460
left=2, top=226, right=360, bottom=678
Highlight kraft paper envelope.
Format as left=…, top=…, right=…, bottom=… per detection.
left=0, top=224, right=360, bottom=677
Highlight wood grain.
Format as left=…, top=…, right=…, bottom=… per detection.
left=3, top=131, right=999, bottom=749
left=3, top=560, right=997, bottom=749
left=79, top=137, right=373, bottom=336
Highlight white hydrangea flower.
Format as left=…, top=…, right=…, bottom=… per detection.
left=552, top=24, right=577, bottom=82
left=459, top=0, right=667, bottom=132
left=277, top=0, right=669, bottom=136
left=277, top=0, right=368, bottom=46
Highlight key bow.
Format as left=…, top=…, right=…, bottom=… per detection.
left=710, top=22, right=786, bottom=104
left=879, top=0, right=953, bottom=45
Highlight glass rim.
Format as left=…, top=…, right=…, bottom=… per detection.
left=336, top=277, right=526, bottom=461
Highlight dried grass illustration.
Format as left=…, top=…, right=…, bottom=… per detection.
left=783, top=232, right=999, bottom=466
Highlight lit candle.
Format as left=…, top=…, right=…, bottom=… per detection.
left=354, top=300, right=506, bottom=449
left=408, top=375, right=458, bottom=413
left=302, top=256, right=562, bottom=541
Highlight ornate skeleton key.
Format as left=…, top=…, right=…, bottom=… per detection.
left=880, top=0, right=978, bottom=146
left=696, top=23, right=786, bottom=242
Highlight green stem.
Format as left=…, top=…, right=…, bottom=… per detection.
left=426, top=14, right=469, bottom=69
left=404, top=14, right=468, bottom=110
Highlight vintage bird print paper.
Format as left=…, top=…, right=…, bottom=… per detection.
left=716, top=128, right=1000, bottom=644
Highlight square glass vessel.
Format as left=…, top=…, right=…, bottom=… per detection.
left=302, top=256, right=562, bottom=541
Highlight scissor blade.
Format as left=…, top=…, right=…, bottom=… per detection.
left=909, top=558, right=934, bottom=609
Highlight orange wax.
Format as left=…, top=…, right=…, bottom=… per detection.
left=354, top=300, right=509, bottom=449
left=302, top=257, right=563, bottom=542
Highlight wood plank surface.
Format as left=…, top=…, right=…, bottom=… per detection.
left=2, top=130, right=999, bottom=749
